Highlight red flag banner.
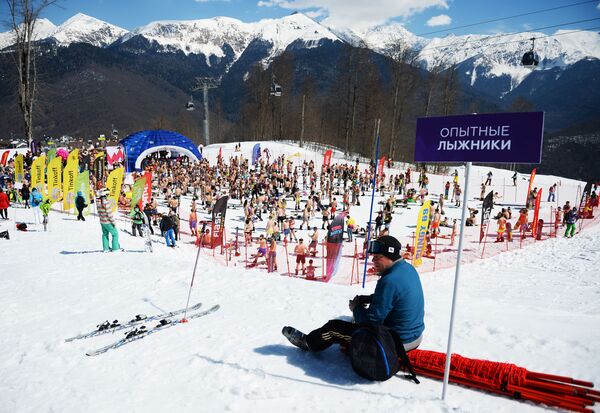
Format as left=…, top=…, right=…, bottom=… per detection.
left=525, top=168, right=536, bottom=207
left=323, top=149, right=332, bottom=167
left=378, top=156, right=386, bottom=178
left=531, top=189, right=543, bottom=236
left=144, top=172, right=153, bottom=205
left=0, top=150, right=9, bottom=166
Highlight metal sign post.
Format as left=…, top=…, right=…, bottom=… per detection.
left=442, top=161, right=470, bottom=399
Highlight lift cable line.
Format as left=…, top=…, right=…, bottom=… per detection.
left=415, top=0, right=598, bottom=37
left=416, top=17, right=600, bottom=57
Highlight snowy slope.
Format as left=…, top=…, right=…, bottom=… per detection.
left=1, top=141, right=598, bottom=413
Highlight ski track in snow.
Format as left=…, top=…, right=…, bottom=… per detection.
left=0, top=141, right=598, bottom=413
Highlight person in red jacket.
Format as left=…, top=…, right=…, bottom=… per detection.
left=0, top=187, right=10, bottom=219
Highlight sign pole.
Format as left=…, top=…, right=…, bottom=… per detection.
left=442, top=161, right=471, bottom=400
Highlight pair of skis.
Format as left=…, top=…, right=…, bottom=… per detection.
left=65, top=302, right=219, bottom=356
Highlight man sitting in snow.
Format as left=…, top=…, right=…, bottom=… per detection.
left=282, top=235, right=424, bottom=353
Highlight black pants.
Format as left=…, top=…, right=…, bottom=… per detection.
left=0, top=208, right=7, bottom=219
left=76, top=208, right=85, bottom=221
left=306, top=319, right=359, bottom=351
left=132, top=223, right=142, bottom=236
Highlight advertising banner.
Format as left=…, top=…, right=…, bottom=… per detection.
left=412, top=200, right=432, bottom=268
left=47, top=156, right=62, bottom=203
left=415, top=112, right=544, bottom=163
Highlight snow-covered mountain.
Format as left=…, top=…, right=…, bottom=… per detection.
left=51, top=13, right=128, bottom=47
left=1, top=12, right=599, bottom=96
left=0, top=14, right=127, bottom=50
left=0, top=18, right=57, bottom=49
left=118, top=13, right=339, bottom=65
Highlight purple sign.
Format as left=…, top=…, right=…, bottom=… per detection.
left=414, top=112, right=544, bottom=163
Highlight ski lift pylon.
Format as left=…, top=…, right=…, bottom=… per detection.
left=521, top=37, right=539, bottom=69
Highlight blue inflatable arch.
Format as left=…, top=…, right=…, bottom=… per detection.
left=120, top=130, right=202, bottom=172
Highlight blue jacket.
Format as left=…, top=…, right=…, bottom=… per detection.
left=353, top=259, right=425, bottom=343
left=30, top=191, right=43, bottom=207
left=565, top=209, right=578, bottom=224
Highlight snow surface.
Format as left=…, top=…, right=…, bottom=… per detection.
left=1, top=141, right=598, bottom=413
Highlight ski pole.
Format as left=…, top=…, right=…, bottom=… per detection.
left=181, top=241, right=202, bottom=322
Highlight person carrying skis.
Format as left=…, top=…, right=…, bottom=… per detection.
left=97, top=188, right=121, bottom=252
left=282, top=235, right=424, bottom=353
left=75, top=191, right=87, bottom=221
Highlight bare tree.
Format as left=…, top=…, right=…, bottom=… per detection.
left=5, top=0, right=58, bottom=146
left=385, top=38, right=419, bottom=161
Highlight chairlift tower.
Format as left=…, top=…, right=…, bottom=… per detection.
left=192, top=77, right=219, bottom=146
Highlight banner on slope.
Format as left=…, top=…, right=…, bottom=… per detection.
left=0, top=150, right=9, bottom=166
left=480, top=191, right=494, bottom=242
left=531, top=189, right=543, bottom=237
left=47, top=148, right=56, bottom=165
left=325, top=211, right=347, bottom=281
left=106, top=146, right=124, bottom=166
left=211, top=195, right=229, bottom=249
left=67, top=148, right=79, bottom=170
left=30, top=155, right=46, bottom=195
left=106, top=167, right=124, bottom=213
left=323, top=149, right=332, bottom=168
left=93, top=152, right=105, bottom=184
left=47, top=156, right=62, bottom=203
left=577, top=181, right=593, bottom=218
left=131, top=176, right=146, bottom=211
left=252, top=143, right=261, bottom=166
left=143, top=172, right=152, bottom=205
left=525, top=168, right=536, bottom=208
left=75, top=170, right=91, bottom=216
left=14, top=154, right=24, bottom=183
left=378, top=156, right=386, bottom=179
left=412, top=200, right=431, bottom=268
left=62, top=161, right=78, bottom=211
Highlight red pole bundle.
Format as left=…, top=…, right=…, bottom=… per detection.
left=406, top=350, right=596, bottom=412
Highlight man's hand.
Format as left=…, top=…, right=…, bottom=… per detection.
left=349, top=297, right=358, bottom=312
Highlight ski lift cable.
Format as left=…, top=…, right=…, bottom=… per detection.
left=415, top=0, right=597, bottom=37
left=421, top=25, right=600, bottom=60
left=417, top=17, right=600, bottom=57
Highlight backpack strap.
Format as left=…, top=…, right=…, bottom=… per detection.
left=390, top=330, right=420, bottom=384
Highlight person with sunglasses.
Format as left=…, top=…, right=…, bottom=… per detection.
left=282, top=235, right=424, bottom=353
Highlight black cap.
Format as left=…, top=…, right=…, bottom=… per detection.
left=373, top=235, right=402, bottom=261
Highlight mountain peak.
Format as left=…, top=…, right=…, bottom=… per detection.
left=52, top=13, right=128, bottom=47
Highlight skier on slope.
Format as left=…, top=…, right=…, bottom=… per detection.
left=282, top=235, right=424, bottom=354
left=97, top=188, right=121, bottom=252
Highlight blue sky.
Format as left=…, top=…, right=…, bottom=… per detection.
left=6, top=0, right=600, bottom=36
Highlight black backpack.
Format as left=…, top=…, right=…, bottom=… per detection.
left=349, top=323, right=419, bottom=383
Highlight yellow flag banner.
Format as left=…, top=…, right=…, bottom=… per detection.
left=67, top=148, right=79, bottom=170
left=75, top=170, right=91, bottom=216
left=131, top=176, right=146, bottom=211
left=14, top=154, right=24, bottom=183
left=62, top=162, right=78, bottom=211
left=106, top=167, right=124, bottom=213
left=47, top=156, right=63, bottom=203
left=31, top=155, right=46, bottom=195
left=412, top=200, right=432, bottom=268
